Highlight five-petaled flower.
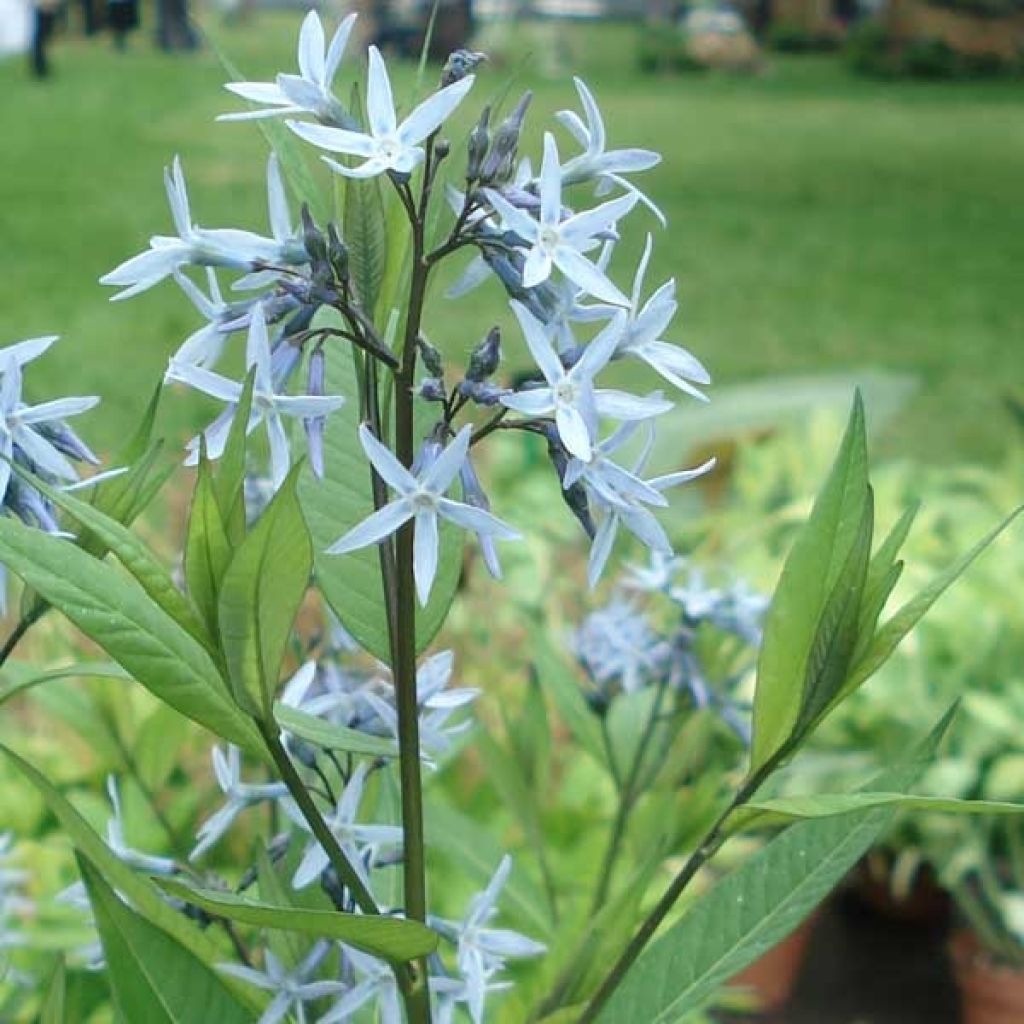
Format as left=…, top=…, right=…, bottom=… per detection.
left=288, top=45, right=475, bottom=179
left=326, top=424, right=520, bottom=605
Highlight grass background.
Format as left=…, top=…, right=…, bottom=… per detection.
left=1, top=15, right=1022, bottom=461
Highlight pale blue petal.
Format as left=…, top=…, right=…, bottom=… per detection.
left=358, top=423, right=417, bottom=494
left=588, top=514, right=618, bottom=588
left=325, top=12, right=358, bottom=84
left=398, top=75, right=476, bottom=146
left=481, top=188, right=538, bottom=242
left=437, top=498, right=520, bottom=540
left=413, top=507, right=439, bottom=606
left=539, top=133, right=563, bottom=227
left=509, top=300, right=563, bottom=384
left=287, top=120, right=376, bottom=158
left=500, top=389, right=554, bottom=417
left=553, top=246, right=629, bottom=306
left=366, top=46, right=398, bottom=138
left=422, top=424, right=472, bottom=494
left=560, top=192, right=638, bottom=250
left=556, top=405, right=592, bottom=461
left=593, top=389, right=672, bottom=421
left=521, top=245, right=553, bottom=290
left=326, top=498, right=413, bottom=554
left=297, top=10, right=326, bottom=85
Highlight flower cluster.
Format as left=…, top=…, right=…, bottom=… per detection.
left=571, top=552, right=767, bottom=738
left=101, top=8, right=713, bottom=603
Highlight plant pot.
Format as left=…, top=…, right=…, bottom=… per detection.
left=851, top=853, right=950, bottom=926
left=726, top=911, right=820, bottom=1013
left=950, top=929, right=1024, bottom=1024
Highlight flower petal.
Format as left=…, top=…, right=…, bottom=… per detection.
left=398, top=74, right=476, bottom=147
left=366, top=46, right=398, bottom=138
left=413, top=507, right=439, bottom=606
left=357, top=423, right=417, bottom=494
left=325, top=498, right=413, bottom=555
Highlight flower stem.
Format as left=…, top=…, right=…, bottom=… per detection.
left=0, top=601, right=47, bottom=668
left=577, top=757, right=780, bottom=1023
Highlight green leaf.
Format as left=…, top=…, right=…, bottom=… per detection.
left=256, top=848, right=307, bottom=969
left=214, top=369, right=257, bottom=545
left=156, top=879, right=438, bottom=963
left=750, top=392, right=870, bottom=771
left=732, top=792, right=1024, bottom=832
left=40, top=959, right=66, bottom=1024
left=0, top=745, right=264, bottom=1014
left=0, top=660, right=128, bottom=707
left=834, top=503, right=1024, bottom=710
left=344, top=173, right=387, bottom=317
left=185, top=454, right=233, bottom=638
left=79, top=856, right=251, bottom=1024
left=532, top=631, right=606, bottom=766
left=425, top=801, right=552, bottom=938
left=0, top=519, right=260, bottom=752
left=12, top=464, right=212, bottom=650
left=275, top=702, right=399, bottom=758
left=298, top=316, right=462, bottom=661
left=596, top=709, right=956, bottom=1023
left=218, top=465, right=313, bottom=715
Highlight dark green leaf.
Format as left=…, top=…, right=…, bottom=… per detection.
left=79, top=856, right=252, bottom=1024
left=157, top=880, right=438, bottom=962
left=218, top=465, right=313, bottom=715
left=0, top=519, right=260, bottom=752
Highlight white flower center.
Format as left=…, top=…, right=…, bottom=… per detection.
left=554, top=378, right=577, bottom=406
left=538, top=225, right=560, bottom=253
left=412, top=490, right=438, bottom=511
left=378, top=136, right=402, bottom=165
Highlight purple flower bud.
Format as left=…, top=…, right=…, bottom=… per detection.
left=418, top=377, right=446, bottom=403
left=441, top=49, right=487, bottom=87
left=271, top=339, right=302, bottom=389
left=457, top=380, right=507, bottom=406
left=327, top=224, right=349, bottom=284
left=416, top=336, right=444, bottom=377
left=467, top=106, right=491, bottom=181
left=302, top=204, right=328, bottom=265
left=480, top=91, right=531, bottom=184
left=466, top=327, right=501, bottom=382
left=34, top=421, right=100, bottom=465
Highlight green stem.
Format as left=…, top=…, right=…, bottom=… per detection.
left=591, top=679, right=670, bottom=914
left=577, top=759, right=778, bottom=1023
left=0, top=601, right=47, bottom=668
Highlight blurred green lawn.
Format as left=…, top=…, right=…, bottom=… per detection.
left=1, top=16, right=1022, bottom=461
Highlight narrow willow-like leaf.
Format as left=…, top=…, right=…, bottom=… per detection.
left=257, top=848, right=307, bottom=969
left=79, top=857, right=252, bottom=1024
left=596, top=710, right=955, bottom=1023
left=157, top=880, right=438, bottom=962
left=731, top=792, right=1024, bottom=832
left=13, top=464, right=211, bottom=650
left=298, top=310, right=462, bottom=661
left=0, top=660, right=128, bottom=707
left=275, top=702, right=399, bottom=758
left=833, top=504, right=1024, bottom=712
left=750, top=393, right=869, bottom=770
left=218, top=464, right=312, bottom=715
left=185, top=455, right=232, bottom=639
left=0, top=745, right=265, bottom=1014
left=0, top=520, right=260, bottom=752
left=344, top=170, right=387, bottom=318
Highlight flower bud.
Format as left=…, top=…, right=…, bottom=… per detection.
left=466, top=327, right=501, bottom=382
left=434, top=138, right=451, bottom=161
left=304, top=347, right=327, bottom=479
left=457, top=379, right=506, bottom=407
left=467, top=106, right=491, bottom=181
left=441, top=48, right=487, bottom=87
left=480, top=92, right=531, bottom=184
left=418, top=377, right=446, bottom=403
left=416, top=335, right=444, bottom=377
left=545, top=426, right=595, bottom=538
left=327, top=224, right=349, bottom=284
left=301, top=204, right=328, bottom=265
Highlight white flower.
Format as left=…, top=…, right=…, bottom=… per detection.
left=615, top=234, right=710, bottom=400
left=320, top=947, right=402, bottom=1024
left=282, top=763, right=402, bottom=890
left=0, top=356, right=99, bottom=503
left=170, top=305, right=344, bottom=488
left=433, top=856, right=546, bottom=1024
left=326, top=425, right=520, bottom=606
left=190, top=747, right=287, bottom=862
left=221, top=12, right=356, bottom=125
left=556, top=77, right=665, bottom=224
left=289, top=46, right=475, bottom=179
left=500, top=301, right=671, bottom=462
left=101, top=158, right=306, bottom=302
left=103, top=777, right=177, bottom=876
left=0, top=335, right=59, bottom=370
left=483, top=134, right=637, bottom=306
left=220, top=942, right=346, bottom=1024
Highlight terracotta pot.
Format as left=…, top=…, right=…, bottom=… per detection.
left=950, top=929, right=1024, bottom=1024
left=727, top=912, right=820, bottom=1013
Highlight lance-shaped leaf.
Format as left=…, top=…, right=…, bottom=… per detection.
left=11, top=463, right=212, bottom=650
left=218, top=464, right=313, bottom=715
left=595, top=708, right=956, bottom=1023
left=0, top=520, right=260, bottom=752
left=345, top=173, right=388, bottom=316
left=750, top=393, right=870, bottom=771
left=156, top=880, right=438, bottom=962
left=829, top=503, right=1024, bottom=714
left=275, top=702, right=399, bottom=758
left=40, top=960, right=66, bottom=1024
left=298, top=310, right=462, bottom=661
left=78, top=856, right=252, bottom=1024
left=731, top=792, right=1024, bottom=833
left=185, top=451, right=233, bottom=638
left=0, top=745, right=265, bottom=1014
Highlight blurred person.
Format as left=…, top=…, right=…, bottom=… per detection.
left=107, top=0, right=138, bottom=49
left=30, top=0, right=63, bottom=78
left=155, top=0, right=198, bottom=50
left=80, top=0, right=100, bottom=34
